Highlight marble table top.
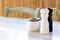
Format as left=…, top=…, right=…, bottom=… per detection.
left=0, top=16, right=60, bottom=40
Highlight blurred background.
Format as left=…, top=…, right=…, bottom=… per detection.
left=0, top=0, right=60, bottom=21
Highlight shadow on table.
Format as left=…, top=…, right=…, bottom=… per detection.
left=28, top=31, right=53, bottom=40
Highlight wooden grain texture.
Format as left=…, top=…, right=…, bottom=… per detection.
left=0, top=0, right=3, bottom=16
left=0, top=0, right=60, bottom=20
left=56, top=0, right=60, bottom=9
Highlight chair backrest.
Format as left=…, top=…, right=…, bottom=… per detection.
left=52, top=8, right=60, bottom=21
left=4, top=7, right=40, bottom=18
left=56, top=10, right=60, bottom=16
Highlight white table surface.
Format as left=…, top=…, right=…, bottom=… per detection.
left=0, top=16, right=60, bottom=40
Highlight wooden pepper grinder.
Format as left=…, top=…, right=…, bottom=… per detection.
left=40, top=8, right=49, bottom=34
left=47, top=8, right=53, bottom=32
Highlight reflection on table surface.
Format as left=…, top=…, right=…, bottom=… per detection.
left=0, top=16, right=60, bottom=40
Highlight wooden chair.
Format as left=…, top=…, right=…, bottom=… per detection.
left=52, top=8, right=60, bottom=21
left=4, top=7, right=40, bottom=18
